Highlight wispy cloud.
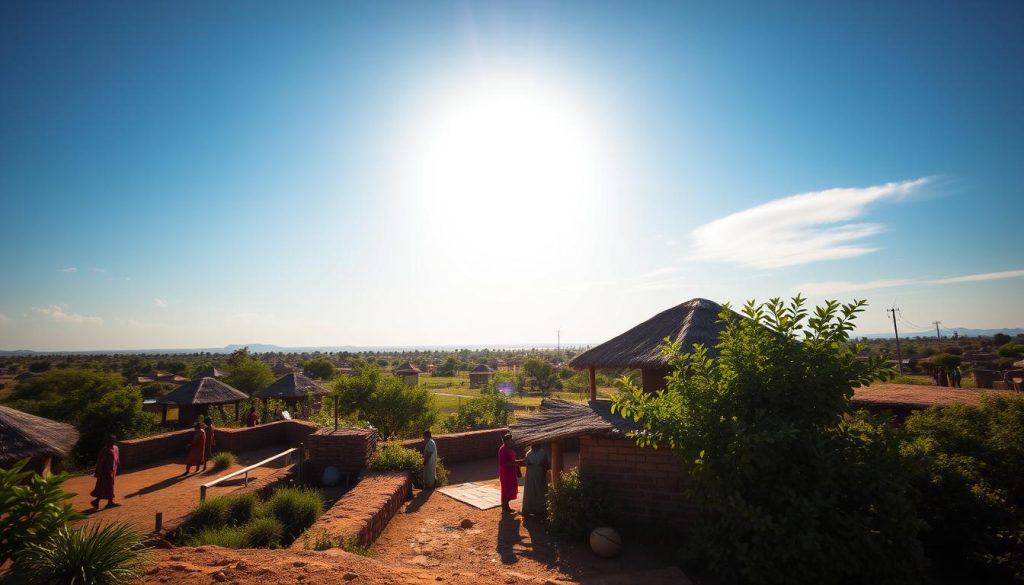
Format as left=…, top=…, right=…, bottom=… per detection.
left=92, top=267, right=106, bottom=274
left=689, top=178, right=931, bottom=269
left=154, top=298, right=169, bottom=308
left=796, top=268, right=1024, bottom=296
left=32, top=304, right=103, bottom=325
left=59, top=266, right=78, bottom=273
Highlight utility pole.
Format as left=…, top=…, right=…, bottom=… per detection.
left=556, top=330, right=561, bottom=357
left=888, top=307, right=903, bottom=374
left=932, top=321, right=942, bottom=340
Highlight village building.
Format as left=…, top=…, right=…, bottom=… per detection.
left=253, top=373, right=331, bottom=417
left=393, top=362, right=422, bottom=385
left=0, top=404, right=79, bottom=476
left=468, top=364, right=495, bottom=388
left=191, top=367, right=226, bottom=380
left=137, top=370, right=189, bottom=385
left=153, top=377, right=249, bottom=427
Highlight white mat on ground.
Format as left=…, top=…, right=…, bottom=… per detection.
left=436, top=482, right=502, bottom=510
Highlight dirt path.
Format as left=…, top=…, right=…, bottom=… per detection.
left=65, top=446, right=288, bottom=533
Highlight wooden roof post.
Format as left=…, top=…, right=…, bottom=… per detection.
left=588, top=367, right=597, bottom=401
left=549, top=440, right=564, bottom=482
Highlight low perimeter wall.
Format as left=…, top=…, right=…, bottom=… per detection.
left=290, top=471, right=412, bottom=549
left=399, top=427, right=509, bottom=464
left=579, top=435, right=696, bottom=528
left=117, top=420, right=318, bottom=470
left=306, top=427, right=378, bottom=484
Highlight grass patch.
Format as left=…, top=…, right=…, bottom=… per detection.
left=243, top=517, right=284, bottom=548
left=211, top=452, right=236, bottom=472
left=176, top=488, right=324, bottom=548
left=188, top=525, right=249, bottom=548
left=11, top=521, right=150, bottom=585
left=266, top=487, right=323, bottom=540
left=369, top=443, right=449, bottom=489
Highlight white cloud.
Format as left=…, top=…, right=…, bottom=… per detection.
left=32, top=304, right=103, bottom=325
left=154, top=298, right=169, bottom=308
left=689, top=178, right=931, bottom=269
left=796, top=268, right=1024, bottom=296
left=59, top=267, right=78, bottom=273
left=92, top=267, right=106, bottom=274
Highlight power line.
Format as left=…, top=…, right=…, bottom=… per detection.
left=932, top=321, right=942, bottom=340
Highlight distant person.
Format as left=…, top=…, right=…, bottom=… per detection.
left=951, top=366, right=963, bottom=388
left=937, top=366, right=949, bottom=387
left=421, top=430, right=437, bottom=489
left=90, top=435, right=120, bottom=509
left=521, top=443, right=550, bottom=516
left=203, top=416, right=216, bottom=471
left=498, top=433, right=519, bottom=514
left=184, top=421, right=207, bottom=474
left=245, top=406, right=259, bottom=427
left=281, top=410, right=292, bottom=420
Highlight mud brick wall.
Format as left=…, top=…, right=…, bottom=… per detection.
left=117, top=420, right=319, bottom=471
left=399, top=427, right=509, bottom=464
left=579, top=435, right=695, bottom=528
left=306, top=427, right=377, bottom=483
left=289, top=471, right=411, bottom=549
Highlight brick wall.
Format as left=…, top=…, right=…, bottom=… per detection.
left=306, top=427, right=377, bottom=483
left=399, top=427, right=509, bottom=464
left=117, top=420, right=319, bottom=471
left=579, top=435, right=695, bottom=528
left=289, top=471, right=412, bottom=549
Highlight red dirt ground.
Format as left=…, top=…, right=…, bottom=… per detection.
left=853, top=383, right=1013, bottom=410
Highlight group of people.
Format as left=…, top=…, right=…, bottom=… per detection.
left=933, top=365, right=963, bottom=388
left=184, top=416, right=217, bottom=474
left=420, top=430, right=551, bottom=516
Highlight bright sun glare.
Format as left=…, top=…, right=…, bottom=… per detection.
left=404, top=74, right=610, bottom=252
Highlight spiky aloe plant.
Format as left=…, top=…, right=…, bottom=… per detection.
left=9, top=521, right=150, bottom=585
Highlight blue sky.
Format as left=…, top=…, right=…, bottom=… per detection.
left=1, top=1, right=1022, bottom=351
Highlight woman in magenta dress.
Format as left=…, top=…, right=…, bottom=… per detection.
left=498, top=433, right=520, bottom=513
left=90, top=435, right=120, bottom=509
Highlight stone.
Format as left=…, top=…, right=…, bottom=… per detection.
left=343, top=572, right=358, bottom=580
left=459, top=518, right=474, bottom=529
left=235, top=561, right=248, bottom=571
left=212, top=571, right=227, bottom=582
left=293, top=561, right=307, bottom=567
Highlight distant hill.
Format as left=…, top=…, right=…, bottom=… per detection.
left=0, top=342, right=573, bottom=356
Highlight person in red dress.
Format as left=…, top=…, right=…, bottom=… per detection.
left=90, top=435, right=120, bottom=509
left=202, top=416, right=216, bottom=472
left=184, top=422, right=207, bottom=474
left=498, top=433, right=520, bottom=513
left=245, top=406, right=259, bottom=427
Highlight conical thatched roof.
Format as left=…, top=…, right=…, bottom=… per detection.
left=253, top=373, right=330, bottom=400
left=470, top=364, right=495, bottom=374
left=0, top=405, right=79, bottom=464
left=509, top=398, right=641, bottom=447
left=192, top=367, right=226, bottom=380
left=154, top=377, right=248, bottom=405
left=394, top=362, right=422, bottom=375
left=569, top=298, right=740, bottom=370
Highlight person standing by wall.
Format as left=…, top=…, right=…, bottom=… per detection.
left=245, top=406, right=259, bottom=427
left=421, top=430, right=437, bottom=489
left=203, top=416, right=216, bottom=472
left=90, top=435, right=120, bottom=509
left=184, top=421, right=207, bottom=475
left=521, top=443, right=550, bottom=516
left=498, top=433, right=520, bottom=513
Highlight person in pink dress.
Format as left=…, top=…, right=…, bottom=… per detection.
left=90, top=435, right=120, bottom=509
left=498, top=433, right=520, bottom=513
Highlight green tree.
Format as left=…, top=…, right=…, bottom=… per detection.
left=9, top=370, right=126, bottom=424
left=443, top=379, right=513, bottom=432
left=434, top=357, right=461, bottom=377
left=75, top=387, right=154, bottom=463
left=928, top=352, right=962, bottom=369
left=225, top=359, right=275, bottom=395
left=331, top=365, right=436, bottom=438
left=613, top=297, right=922, bottom=584
left=522, top=358, right=561, bottom=395
left=302, top=357, right=336, bottom=380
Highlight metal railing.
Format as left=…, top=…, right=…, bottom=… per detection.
left=199, top=443, right=303, bottom=502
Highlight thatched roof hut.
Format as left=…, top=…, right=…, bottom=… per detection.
left=154, top=377, right=249, bottom=426
left=272, top=362, right=299, bottom=376
left=509, top=398, right=640, bottom=447
left=253, top=373, right=330, bottom=401
left=0, top=405, right=79, bottom=474
left=469, top=364, right=495, bottom=389
left=569, top=298, right=739, bottom=396
left=192, top=367, right=226, bottom=380
left=394, top=362, right=422, bottom=386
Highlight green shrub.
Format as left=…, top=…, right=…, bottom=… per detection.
left=11, top=521, right=150, bottom=584
left=266, top=487, right=323, bottom=539
left=928, top=352, right=962, bottom=369
left=614, top=297, right=924, bottom=584
left=243, top=517, right=284, bottom=548
left=997, top=342, right=1024, bottom=358
left=0, top=459, right=83, bottom=565
left=225, top=493, right=258, bottom=526
left=546, top=469, right=610, bottom=541
left=368, top=443, right=449, bottom=489
left=211, top=452, right=236, bottom=472
left=187, top=497, right=230, bottom=529
left=304, top=528, right=335, bottom=551
left=188, top=525, right=249, bottom=548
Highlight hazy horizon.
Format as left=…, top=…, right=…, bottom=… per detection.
left=2, top=2, right=1022, bottom=352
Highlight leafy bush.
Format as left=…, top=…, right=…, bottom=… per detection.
left=10, top=521, right=150, bottom=585
left=266, top=488, right=323, bottom=539
left=333, top=365, right=437, bottom=438
left=904, top=395, right=1024, bottom=582
left=243, top=517, right=284, bottom=548
left=928, top=352, right=962, bottom=369
left=368, top=443, right=448, bottom=489
left=188, top=525, right=249, bottom=548
left=614, top=297, right=924, bottom=584
left=212, top=452, right=236, bottom=472
left=0, top=459, right=83, bottom=564
left=997, top=342, right=1024, bottom=358
left=546, top=469, right=610, bottom=541
left=442, top=385, right=513, bottom=432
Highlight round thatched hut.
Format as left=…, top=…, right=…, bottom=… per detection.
left=154, top=377, right=249, bottom=427
left=191, top=367, right=227, bottom=380
left=469, top=364, right=496, bottom=388
left=393, top=362, right=422, bottom=386
left=253, top=373, right=331, bottom=417
left=0, top=405, right=79, bottom=475
left=569, top=297, right=738, bottom=397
